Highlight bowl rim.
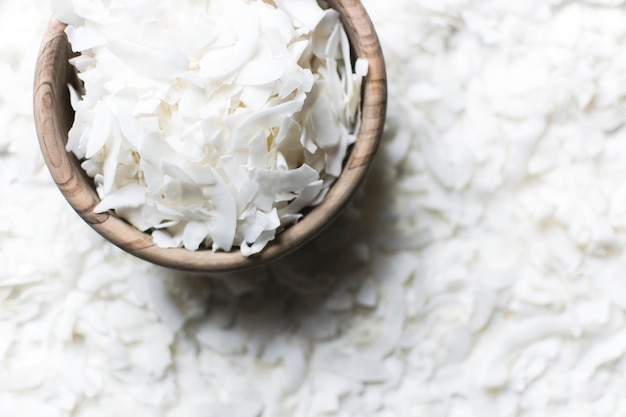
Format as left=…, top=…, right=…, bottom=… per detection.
left=33, top=0, right=387, bottom=272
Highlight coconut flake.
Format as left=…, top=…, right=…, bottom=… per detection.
left=187, top=402, right=262, bottom=417
left=107, top=40, right=189, bottom=79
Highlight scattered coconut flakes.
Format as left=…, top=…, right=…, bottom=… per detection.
left=57, top=0, right=364, bottom=256
left=10, top=0, right=626, bottom=416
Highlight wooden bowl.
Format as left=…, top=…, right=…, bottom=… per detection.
left=33, top=0, right=387, bottom=272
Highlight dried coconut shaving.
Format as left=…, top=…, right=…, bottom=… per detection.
left=60, top=0, right=365, bottom=256
left=4, top=0, right=626, bottom=416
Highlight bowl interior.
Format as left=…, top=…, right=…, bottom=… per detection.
left=33, top=0, right=387, bottom=272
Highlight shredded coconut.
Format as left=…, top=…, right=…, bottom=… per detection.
left=57, top=0, right=364, bottom=256
left=11, top=0, right=626, bottom=416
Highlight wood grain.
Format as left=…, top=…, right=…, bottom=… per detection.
left=33, top=0, right=387, bottom=272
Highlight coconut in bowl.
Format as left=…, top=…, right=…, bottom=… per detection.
left=33, top=0, right=386, bottom=272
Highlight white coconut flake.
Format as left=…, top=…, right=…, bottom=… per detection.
left=94, top=183, right=146, bottom=213
left=187, top=401, right=263, bottom=417
left=479, top=315, right=577, bottom=389
left=0, top=366, right=47, bottom=392
left=355, top=58, right=369, bottom=77
left=275, top=0, right=327, bottom=30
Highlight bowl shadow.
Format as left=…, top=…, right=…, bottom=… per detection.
left=157, top=147, right=398, bottom=347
